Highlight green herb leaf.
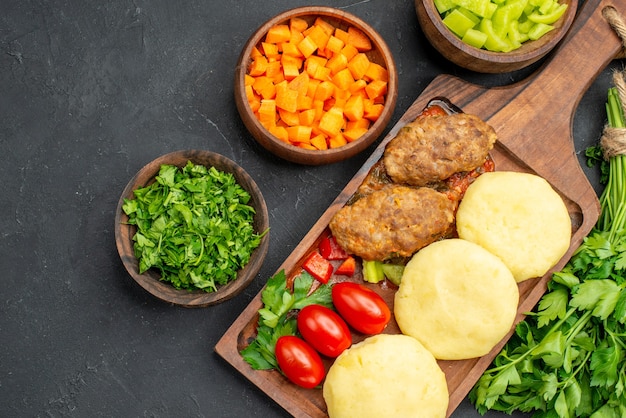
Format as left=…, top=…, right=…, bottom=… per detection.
left=240, top=270, right=333, bottom=371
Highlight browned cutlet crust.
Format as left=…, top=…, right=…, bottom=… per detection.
left=383, top=113, right=497, bottom=187
left=329, top=185, right=455, bottom=261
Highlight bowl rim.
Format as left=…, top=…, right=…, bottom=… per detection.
left=416, top=0, right=577, bottom=66
left=234, top=6, right=399, bottom=164
left=114, top=149, right=270, bottom=308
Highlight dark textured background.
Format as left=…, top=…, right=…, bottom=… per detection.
left=0, top=0, right=619, bottom=416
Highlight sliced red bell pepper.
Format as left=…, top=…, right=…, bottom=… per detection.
left=335, top=256, right=356, bottom=276
left=318, top=235, right=349, bottom=260
left=302, top=251, right=333, bottom=284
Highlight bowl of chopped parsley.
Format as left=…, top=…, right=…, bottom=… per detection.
left=115, top=150, right=270, bottom=307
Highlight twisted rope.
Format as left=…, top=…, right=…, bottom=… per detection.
left=600, top=7, right=626, bottom=158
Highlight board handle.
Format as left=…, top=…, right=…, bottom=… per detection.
left=482, top=0, right=622, bottom=245
left=488, top=0, right=622, bottom=187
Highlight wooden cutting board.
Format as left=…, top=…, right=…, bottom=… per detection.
left=216, top=0, right=623, bottom=416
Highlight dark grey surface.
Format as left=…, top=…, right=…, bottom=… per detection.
left=0, top=0, right=618, bottom=417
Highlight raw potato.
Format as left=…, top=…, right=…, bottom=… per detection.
left=456, top=171, right=571, bottom=282
left=394, top=239, right=519, bottom=360
left=323, top=334, right=448, bottom=418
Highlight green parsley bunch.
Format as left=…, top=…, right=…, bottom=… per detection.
left=471, top=74, right=626, bottom=417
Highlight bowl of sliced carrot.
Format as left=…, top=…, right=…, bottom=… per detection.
left=235, top=6, right=398, bottom=165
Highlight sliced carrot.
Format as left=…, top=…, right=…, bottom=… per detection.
left=281, top=41, right=303, bottom=58
left=288, top=72, right=309, bottom=96
left=340, top=44, right=359, bottom=61
left=310, top=134, right=328, bottom=150
left=289, top=28, right=305, bottom=45
left=296, top=94, right=313, bottom=111
left=281, top=55, right=301, bottom=80
left=364, top=62, right=389, bottom=82
left=258, top=99, right=277, bottom=130
left=334, top=88, right=352, bottom=104
left=364, top=101, right=384, bottom=121
left=246, top=86, right=261, bottom=113
left=266, top=24, right=291, bottom=44
left=305, top=55, right=328, bottom=78
left=329, top=133, right=348, bottom=148
left=306, top=78, right=321, bottom=99
left=276, top=82, right=299, bottom=113
left=326, top=53, right=348, bottom=75
left=311, top=64, right=331, bottom=81
left=261, top=42, right=280, bottom=60
left=286, top=125, right=312, bottom=143
left=290, top=17, right=309, bottom=33
left=248, top=55, right=268, bottom=77
left=250, top=46, right=263, bottom=59
left=318, top=106, right=344, bottom=137
left=307, top=24, right=330, bottom=50
left=343, top=126, right=368, bottom=142
left=299, top=108, right=317, bottom=126
left=326, top=35, right=345, bottom=54
left=314, top=17, right=335, bottom=35
left=347, top=53, right=371, bottom=80
left=269, top=125, right=289, bottom=143
left=365, top=79, right=387, bottom=100
left=278, top=108, right=300, bottom=126
left=334, top=28, right=349, bottom=44
left=331, top=68, right=355, bottom=91
left=344, top=95, right=364, bottom=122
left=349, top=78, right=368, bottom=95
left=346, top=118, right=370, bottom=132
left=265, top=60, right=283, bottom=82
left=312, top=100, right=325, bottom=121
left=252, top=76, right=276, bottom=100
left=297, top=36, right=318, bottom=58
left=314, top=81, right=335, bottom=101
left=347, top=27, right=372, bottom=51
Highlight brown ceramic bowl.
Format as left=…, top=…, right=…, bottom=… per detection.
left=115, top=150, right=270, bottom=308
left=415, top=0, right=577, bottom=73
left=235, top=6, right=398, bottom=165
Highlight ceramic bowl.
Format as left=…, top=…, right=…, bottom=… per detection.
left=235, top=6, right=398, bottom=165
left=115, top=150, right=270, bottom=307
left=415, top=0, right=577, bottom=73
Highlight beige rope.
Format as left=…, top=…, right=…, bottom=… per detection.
left=604, top=6, right=626, bottom=59
left=600, top=7, right=626, bottom=158
left=600, top=70, right=626, bottom=159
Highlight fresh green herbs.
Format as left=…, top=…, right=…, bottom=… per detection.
left=240, top=270, right=332, bottom=370
left=122, top=161, right=267, bottom=292
left=471, top=85, right=626, bottom=417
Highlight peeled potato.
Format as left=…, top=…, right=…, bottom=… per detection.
left=323, top=334, right=448, bottom=418
left=394, top=239, right=519, bottom=360
left=456, top=171, right=571, bottom=282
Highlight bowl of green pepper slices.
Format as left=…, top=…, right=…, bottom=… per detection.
left=415, top=0, right=576, bottom=73
left=115, top=150, right=270, bottom=307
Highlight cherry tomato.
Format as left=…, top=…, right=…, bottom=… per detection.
left=297, top=304, right=352, bottom=358
left=275, top=336, right=325, bottom=389
left=332, top=282, right=391, bottom=335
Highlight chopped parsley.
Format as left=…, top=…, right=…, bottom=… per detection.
left=122, top=161, right=267, bottom=292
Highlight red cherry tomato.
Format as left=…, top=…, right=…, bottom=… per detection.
left=331, top=282, right=391, bottom=335
left=275, top=336, right=325, bottom=389
left=297, top=305, right=352, bottom=358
